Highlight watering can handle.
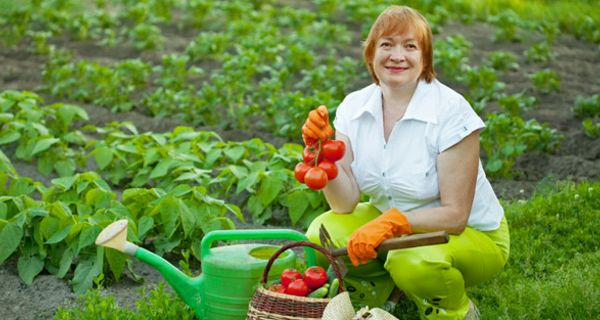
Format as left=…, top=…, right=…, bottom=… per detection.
left=200, top=229, right=317, bottom=266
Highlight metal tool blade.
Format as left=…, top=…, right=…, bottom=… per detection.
left=318, top=224, right=348, bottom=276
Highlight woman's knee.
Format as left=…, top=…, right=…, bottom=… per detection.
left=384, top=247, right=453, bottom=289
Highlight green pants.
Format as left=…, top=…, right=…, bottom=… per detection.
left=306, top=203, right=510, bottom=319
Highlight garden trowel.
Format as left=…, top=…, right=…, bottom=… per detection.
left=318, top=224, right=449, bottom=276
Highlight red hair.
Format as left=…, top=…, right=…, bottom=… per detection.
left=363, top=5, right=436, bottom=84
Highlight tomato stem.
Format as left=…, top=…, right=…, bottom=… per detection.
left=314, top=139, right=322, bottom=167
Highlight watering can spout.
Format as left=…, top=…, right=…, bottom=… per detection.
left=95, top=220, right=204, bottom=313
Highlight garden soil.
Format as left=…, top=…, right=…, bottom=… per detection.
left=0, top=20, right=599, bottom=320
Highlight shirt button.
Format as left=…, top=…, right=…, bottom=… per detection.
left=382, top=172, right=386, bottom=177
left=388, top=196, right=392, bottom=200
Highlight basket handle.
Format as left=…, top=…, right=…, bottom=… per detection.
left=261, top=241, right=345, bottom=294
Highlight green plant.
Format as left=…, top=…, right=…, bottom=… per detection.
left=497, top=92, right=537, bottom=117
left=575, top=15, right=600, bottom=43
left=460, top=66, right=506, bottom=102
left=433, top=35, right=472, bottom=81
left=481, top=113, right=562, bottom=177
left=528, top=69, right=561, bottom=93
left=572, top=94, right=600, bottom=119
left=582, top=118, right=600, bottom=139
left=482, top=51, right=519, bottom=72
left=54, top=282, right=195, bottom=320
left=488, top=9, right=523, bottom=42
left=537, top=20, right=560, bottom=44
left=0, top=90, right=88, bottom=176
left=525, top=42, right=556, bottom=63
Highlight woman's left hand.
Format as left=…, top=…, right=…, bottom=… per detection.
left=347, top=208, right=412, bottom=266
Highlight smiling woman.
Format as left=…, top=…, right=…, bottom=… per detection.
left=301, top=5, right=510, bottom=319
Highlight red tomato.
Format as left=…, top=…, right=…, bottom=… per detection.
left=317, top=160, right=338, bottom=180
left=303, top=145, right=323, bottom=165
left=268, top=283, right=286, bottom=293
left=303, top=266, right=328, bottom=289
left=281, top=268, right=302, bottom=287
left=294, top=162, right=312, bottom=183
left=286, top=279, right=310, bottom=296
left=304, top=167, right=328, bottom=190
left=322, top=140, right=345, bottom=161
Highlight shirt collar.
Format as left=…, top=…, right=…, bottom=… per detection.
left=402, top=80, right=438, bottom=124
left=350, top=84, right=382, bottom=121
left=351, top=80, right=438, bottom=124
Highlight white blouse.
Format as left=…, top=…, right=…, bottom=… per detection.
left=333, top=79, right=504, bottom=231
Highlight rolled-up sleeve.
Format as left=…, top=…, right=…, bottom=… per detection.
left=437, top=98, right=485, bottom=153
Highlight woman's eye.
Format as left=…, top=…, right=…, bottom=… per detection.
left=406, top=44, right=417, bottom=49
left=380, top=42, right=391, bottom=47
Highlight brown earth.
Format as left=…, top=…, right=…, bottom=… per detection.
left=0, top=18, right=599, bottom=320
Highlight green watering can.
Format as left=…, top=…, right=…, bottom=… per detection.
left=95, top=220, right=316, bottom=319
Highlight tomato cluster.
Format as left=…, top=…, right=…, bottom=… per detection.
left=268, top=266, right=329, bottom=297
left=294, top=139, right=345, bottom=190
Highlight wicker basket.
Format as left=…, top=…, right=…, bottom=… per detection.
left=246, top=241, right=345, bottom=320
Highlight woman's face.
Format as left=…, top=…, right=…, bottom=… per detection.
left=372, top=30, right=423, bottom=88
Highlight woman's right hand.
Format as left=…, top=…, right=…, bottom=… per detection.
left=302, top=105, right=334, bottom=146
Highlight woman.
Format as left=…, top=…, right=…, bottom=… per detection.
left=302, top=5, right=510, bottom=319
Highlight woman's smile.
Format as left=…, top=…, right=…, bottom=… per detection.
left=385, top=66, right=409, bottom=72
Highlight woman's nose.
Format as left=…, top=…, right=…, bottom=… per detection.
left=389, top=47, right=406, bottom=61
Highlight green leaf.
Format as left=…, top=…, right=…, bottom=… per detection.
left=122, top=122, right=138, bottom=135
left=76, top=180, right=90, bottom=194
left=228, top=165, right=248, bottom=179
left=95, top=146, right=114, bottom=170
left=31, top=137, right=60, bottom=156
left=23, top=207, right=48, bottom=218
left=287, top=191, right=309, bottom=225
left=0, top=149, right=16, bottom=175
left=72, top=248, right=103, bottom=294
left=8, top=177, right=35, bottom=196
left=150, top=159, right=176, bottom=179
left=158, top=196, right=180, bottom=238
left=224, top=203, right=244, bottom=223
left=37, top=156, right=54, bottom=176
left=247, top=195, right=264, bottom=219
left=78, top=225, right=100, bottom=253
left=501, top=141, right=515, bottom=156
left=179, top=199, right=195, bottom=238
left=57, top=104, right=89, bottom=126
left=54, top=159, right=76, bottom=177
left=51, top=176, right=76, bottom=190
left=0, top=221, right=23, bottom=263
left=205, top=149, right=222, bottom=167
left=486, top=158, right=503, bottom=173
left=57, top=246, right=74, bottom=278
left=0, top=130, right=20, bottom=145
left=257, top=173, right=283, bottom=207
left=224, top=145, right=245, bottom=162
left=143, top=148, right=159, bottom=166
left=236, top=171, right=259, bottom=194
left=45, top=224, right=73, bottom=244
left=106, top=248, right=126, bottom=281
left=0, top=202, right=6, bottom=219
left=17, top=254, right=44, bottom=284
left=138, top=216, right=153, bottom=239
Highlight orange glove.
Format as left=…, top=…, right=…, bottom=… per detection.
left=302, top=105, right=334, bottom=146
left=347, top=208, right=413, bottom=266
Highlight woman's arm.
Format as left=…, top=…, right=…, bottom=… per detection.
left=322, top=132, right=361, bottom=213
left=404, top=130, right=481, bottom=234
